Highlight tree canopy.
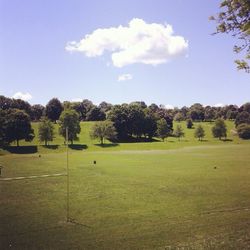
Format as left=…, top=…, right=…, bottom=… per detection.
left=58, top=109, right=81, bottom=144
left=210, top=0, right=250, bottom=72
left=212, top=118, right=227, bottom=140
left=38, top=117, right=55, bottom=146
left=90, top=121, right=117, bottom=145
left=4, top=109, right=34, bottom=146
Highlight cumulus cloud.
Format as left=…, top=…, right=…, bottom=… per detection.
left=12, top=92, right=32, bottom=101
left=71, top=98, right=83, bottom=102
left=214, top=103, right=225, bottom=107
left=118, top=73, right=133, bottom=82
left=164, top=104, right=174, bottom=110
left=66, top=18, right=188, bottom=67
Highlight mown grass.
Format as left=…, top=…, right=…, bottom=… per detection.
left=1, top=120, right=250, bottom=249
left=0, top=120, right=248, bottom=155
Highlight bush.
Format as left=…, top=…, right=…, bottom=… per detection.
left=237, top=123, right=250, bottom=139
left=186, top=119, right=193, bottom=129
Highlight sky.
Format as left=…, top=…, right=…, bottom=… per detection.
left=0, top=0, right=249, bottom=108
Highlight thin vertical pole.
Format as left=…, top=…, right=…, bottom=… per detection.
left=66, top=127, right=69, bottom=222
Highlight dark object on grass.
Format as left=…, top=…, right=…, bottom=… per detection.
left=39, top=154, right=41, bottom=158
left=214, top=166, right=217, bottom=169
left=93, top=160, right=96, bottom=165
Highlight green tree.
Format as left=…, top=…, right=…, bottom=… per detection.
left=174, top=125, right=185, bottom=141
left=212, top=118, right=227, bottom=140
left=237, top=123, right=250, bottom=139
left=143, top=109, right=157, bottom=139
left=107, top=104, right=130, bottom=140
left=58, top=109, right=81, bottom=144
left=235, top=111, right=250, bottom=127
left=210, top=0, right=250, bottom=72
left=90, top=121, right=117, bottom=145
left=31, top=104, right=45, bottom=121
left=5, top=109, right=34, bottom=146
left=86, top=107, right=106, bottom=121
left=38, top=117, right=55, bottom=146
left=0, top=109, right=7, bottom=147
left=157, top=118, right=171, bottom=141
left=174, top=112, right=184, bottom=122
left=45, top=98, right=63, bottom=123
left=186, top=118, right=193, bottom=129
left=194, top=124, right=205, bottom=141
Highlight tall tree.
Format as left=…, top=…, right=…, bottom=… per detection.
left=107, top=104, right=130, bottom=140
left=45, top=98, right=63, bottom=122
left=5, top=109, right=34, bottom=146
left=143, top=109, right=157, bottom=139
left=210, top=0, right=250, bottom=72
left=90, top=121, right=117, bottom=145
left=38, top=117, right=55, bottom=146
left=31, top=104, right=45, bottom=121
left=237, top=123, right=250, bottom=139
left=212, top=118, right=227, bottom=140
left=58, top=109, right=81, bottom=144
left=157, top=118, right=171, bottom=141
left=235, top=111, right=250, bottom=127
left=86, top=107, right=106, bottom=121
left=194, top=125, right=205, bottom=141
left=0, top=109, right=7, bottom=147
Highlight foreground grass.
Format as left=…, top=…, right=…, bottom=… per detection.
left=1, top=143, right=250, bottom=249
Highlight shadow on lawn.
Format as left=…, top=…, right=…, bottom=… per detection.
left=222, top=138, right=233, bottom=142
left=41, top=145, right=59, bottom=150
left=4, top=146, right=38, bottom=154
left=95, top=143, right=119, bottom=148
left=116, top=137, right=161, bottom=143
left=68, top=144, right=88, bottom=150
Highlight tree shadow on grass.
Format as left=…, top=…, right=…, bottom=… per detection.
left=41, top=145, right=59, bottom=150
left=68, top=144, right=88, bottom=150
left=95, top=143, right=119, bottom=148
left=4, top=146, right=38, bottom=154
left=222, top=138, right=233, bottom=142
left=116, top=137, right=161, bottom=143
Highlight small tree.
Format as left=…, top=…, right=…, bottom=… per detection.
left=237, top=123, right=250, bottom=139
left=174, top=125, right=185, bottom=141
left=59, top=109, right=81, bottom=144
left=186, top=118, right=193, bottom=129
left=194, top=124, right=205, bottom=141
left=90, top=121, right=117, bottom=145
left=157, top=118, right=171, bottom=141
left=38, top=117, right=55, bottom=146
left=212, top=118, right=227, bottom=140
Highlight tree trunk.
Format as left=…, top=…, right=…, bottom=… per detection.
left=17, top=140, right=19, bottom=147
left=101, top=137, right=104, bottom=145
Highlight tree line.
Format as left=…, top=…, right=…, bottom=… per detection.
left=0, top=95, right=250, bottom=147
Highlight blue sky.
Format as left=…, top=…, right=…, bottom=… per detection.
left=0, top=0, right=249, bottom=107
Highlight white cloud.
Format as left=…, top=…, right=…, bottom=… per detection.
left=118, top=73, right=133, bottom=82
left=71, top=98, right=83, bottom=102
left=164, top=104, right=174, bottom=109
left=66, top=18, right=188, bottom=67
left=12, top=92, right=32, bottom=101
left=214, top=103, right=225, bottom=107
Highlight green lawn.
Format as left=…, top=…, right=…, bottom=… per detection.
left=1, top=121, right=250, bottom=249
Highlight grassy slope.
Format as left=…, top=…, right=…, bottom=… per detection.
left=1, top=120, right=250, bottom=249
left=1, top=120, right=248, bottom=154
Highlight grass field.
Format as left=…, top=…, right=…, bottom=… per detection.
left=1, top=121, right=250, bottom=249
